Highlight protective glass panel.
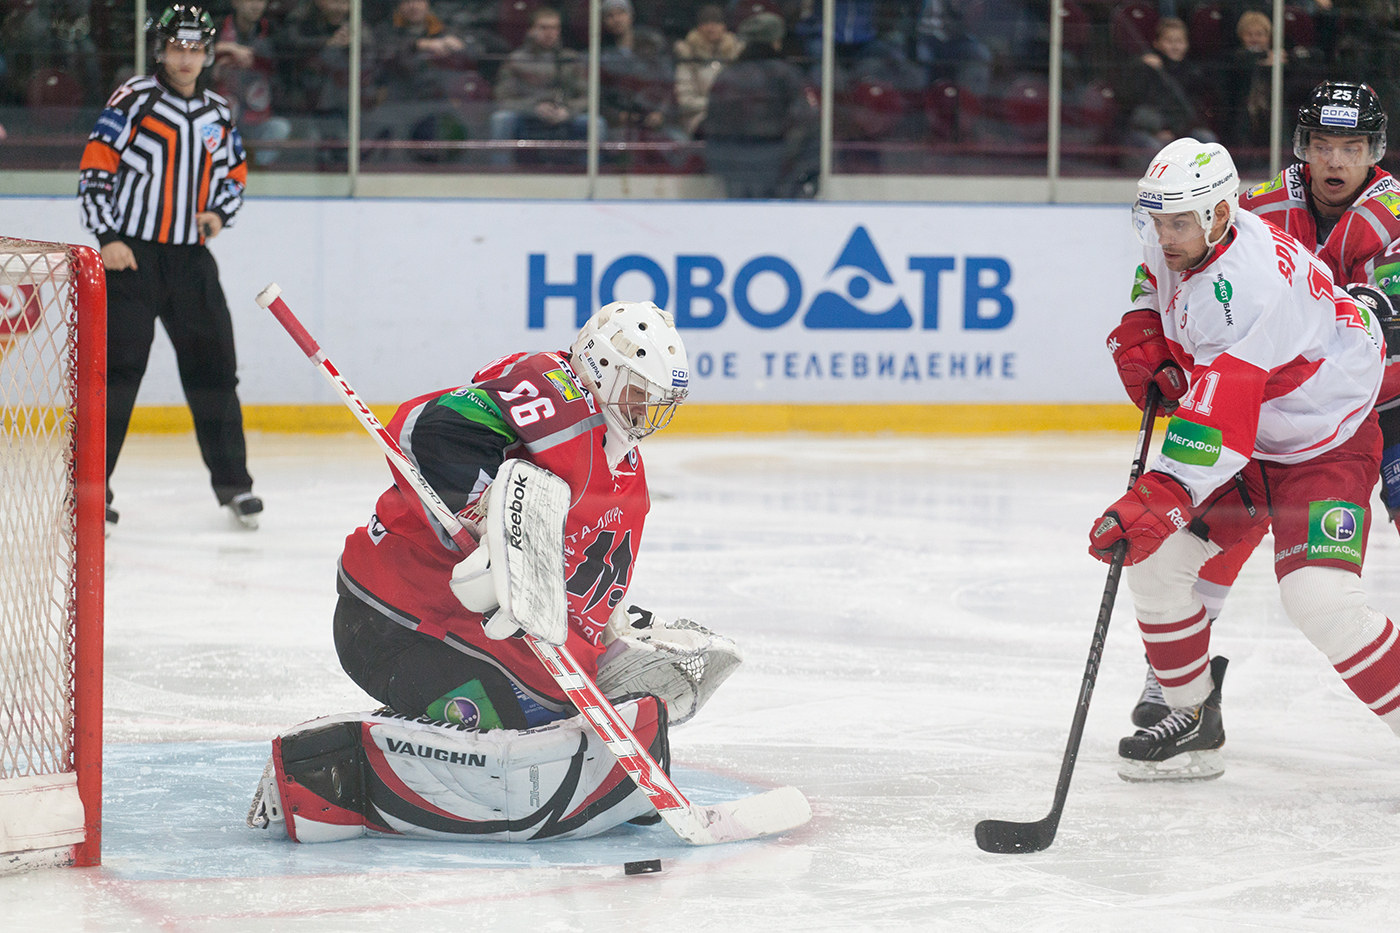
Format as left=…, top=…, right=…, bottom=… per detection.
left=0, top=0, right=138, bottom=171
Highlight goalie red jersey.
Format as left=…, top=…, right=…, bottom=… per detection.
left=338, top=350, right=650, bottom=706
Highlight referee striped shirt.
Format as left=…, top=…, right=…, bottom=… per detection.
left=79, top=74, right=248, bottom=247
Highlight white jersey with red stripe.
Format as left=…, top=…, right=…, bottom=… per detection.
left=1128, top=209, right=1385, bottom=505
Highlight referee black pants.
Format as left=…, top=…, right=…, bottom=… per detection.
left=105, top=238, right=253, bottom=505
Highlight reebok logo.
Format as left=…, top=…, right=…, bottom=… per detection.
left=508, top=474, right=529, bottom=551
left=1167, top=508, right=1188, bottom=530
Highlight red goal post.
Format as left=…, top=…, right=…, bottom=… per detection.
left=0, top=237, right=105, bottom=871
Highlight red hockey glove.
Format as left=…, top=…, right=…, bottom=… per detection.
left=1107, top=310, right=1187, bottom=415
left=1088, top=471, right=1194, bottom=566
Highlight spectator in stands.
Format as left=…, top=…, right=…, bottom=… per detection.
left=489, top=6, right=592, bottom=166
left=373, top=0, right=489, bottom=156
left=213, top=0, right=292, bottom=165
left=913, top=0, right=991, bottom=101
left=1116, top=17, right=1217, bottom=167
left=1, top=0, right=105, bottom=107
left=703, top=11, right=819, bottom=198
left=599, top=0, right=675, bottom=137
left=1226, top=10, right=1281, bottom=151
left=376, top=0, right=478, bottom=100
left=674, top=4, right=741, bottom=136
left=282, top=0, right=379, bottom=162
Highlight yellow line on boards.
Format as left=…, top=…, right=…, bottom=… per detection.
left=126, top=403, right=1147, bottom=435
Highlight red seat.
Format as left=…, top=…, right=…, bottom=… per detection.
left=448, top=71, right=492, bottom=102
left=1111, top=1, right=1159, bottom=54
left=846, top=78, right=905, bottom=138
left=1061, top=0, right=1092, bottom=56
left=26, top=69, right=84, bottom=129
left=1189, top=3, right=1227, bottom=58
left=1283, top=5, right=1315, bottom=50
left=1069, top=80, right=1117, bottom=136
left=727, top=0, right=782, bottom=32
left=498, top=0, right=541, bottom=50
left=1001, top=75, right=1049, bottom=140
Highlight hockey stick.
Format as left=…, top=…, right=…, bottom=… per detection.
left=256, top=283, right=811, bottom=846
left=974, top=383, right=1162, bottom=854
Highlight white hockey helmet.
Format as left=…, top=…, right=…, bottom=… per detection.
left=1133, top=138, right=1240, bottom=249
left=570, top=301, right=689, bottom=442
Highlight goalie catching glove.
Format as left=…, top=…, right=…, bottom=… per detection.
left=595, top=604, right=743, bottom=725
left=1088, top=471, right=1194, bottom=566
left=449, top=459, right=572, bottom=645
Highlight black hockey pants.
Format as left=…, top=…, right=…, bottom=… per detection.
left=104, top=238, right=253, bottom=505
left=332, top=576, right=542, bottom=730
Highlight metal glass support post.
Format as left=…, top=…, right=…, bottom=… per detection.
left=1048, top=0, right=1064, bottom=202
left=349, top=0, right=362, bottom=194
left=1270, top=0, right=1284, bottom=177
left=588, top=0, right=601, bottom=197
left=135, top=0, right=147, bottom=76
left=819, top=0, right=834, bottom=198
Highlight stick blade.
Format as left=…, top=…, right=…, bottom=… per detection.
left=974, top=817, right=1058, bottom=854
left=667, top=786, right=812, bottom=845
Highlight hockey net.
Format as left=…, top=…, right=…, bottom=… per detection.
left=0, top=237, right=105, bottom=872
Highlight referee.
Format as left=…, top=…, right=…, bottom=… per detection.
left=79, top=4, right=262, bottom=529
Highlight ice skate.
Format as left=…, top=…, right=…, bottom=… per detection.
left=227, top=492, right=263, bottom=530
left=1131, top=653, right=1170, bottom=728
left=1118, top=655, right=1227, bottom=782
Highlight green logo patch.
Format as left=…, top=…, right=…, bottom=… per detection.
left=1131, top=264, right=1151, bottom=303
left=1213, top=279, right=1233, bottom=303
left=1374, top=261, right=1400, bottom=297
left=1306, top=501, right=1365, bottom=565
left=1376, top=191, right=1400, bottom=219
left=1247, top=176, right=1283, bottom=197
left=1162, top=418, right=1223, bottom=466
left=544, top=368, right=584, bottom=401
left=1189, top=152, right=1213, bottom=168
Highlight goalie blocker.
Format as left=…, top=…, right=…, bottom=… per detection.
left=248, top=694, right=669, bottom=843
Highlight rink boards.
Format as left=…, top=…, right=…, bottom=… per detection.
left=3, top=196, right=1143, bottom=431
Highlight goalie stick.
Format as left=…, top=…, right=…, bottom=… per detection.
left=974, top=384, right=1162, bottom=854
left=255, top=283, right=811, bottom=846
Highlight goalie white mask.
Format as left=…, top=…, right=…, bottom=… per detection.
left=570, top=301, right=689, bottom=462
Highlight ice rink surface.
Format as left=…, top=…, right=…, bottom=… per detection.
left=4, top=431, right=1400, bottom=933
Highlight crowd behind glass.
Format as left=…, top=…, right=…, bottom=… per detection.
left=2, top=0, right=1397, bottom=188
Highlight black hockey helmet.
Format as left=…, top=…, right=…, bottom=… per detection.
left=149, top=5, right=217, bottom=68
left=1293, top=81, right=1388, bottom=164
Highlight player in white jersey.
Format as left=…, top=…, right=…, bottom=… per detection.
left=1089, top=138, right=1400, bottom=782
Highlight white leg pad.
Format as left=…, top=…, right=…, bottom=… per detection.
left=256, top=696, right=669, bottom=843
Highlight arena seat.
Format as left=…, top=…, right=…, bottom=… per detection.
left=498, top=0, right=541, bottom=50
left=1111, top=0, right=1159, bottom=54
left=1189, top=3, right=1227, bottom=58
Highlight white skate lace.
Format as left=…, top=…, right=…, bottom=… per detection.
left=1140, top=704, right=1199, bottom=740
left=1139, top=663, right=1166, bottom=708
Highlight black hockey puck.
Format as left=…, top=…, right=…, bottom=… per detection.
left=624, top=859, right=662, bottom=875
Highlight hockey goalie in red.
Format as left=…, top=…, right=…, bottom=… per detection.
left=1092, top=138, right=1400, bottom=782
left=247, top=301, right=744, bottom=842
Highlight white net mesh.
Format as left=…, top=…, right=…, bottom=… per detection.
left=0, top=237, right=80, bottom=781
